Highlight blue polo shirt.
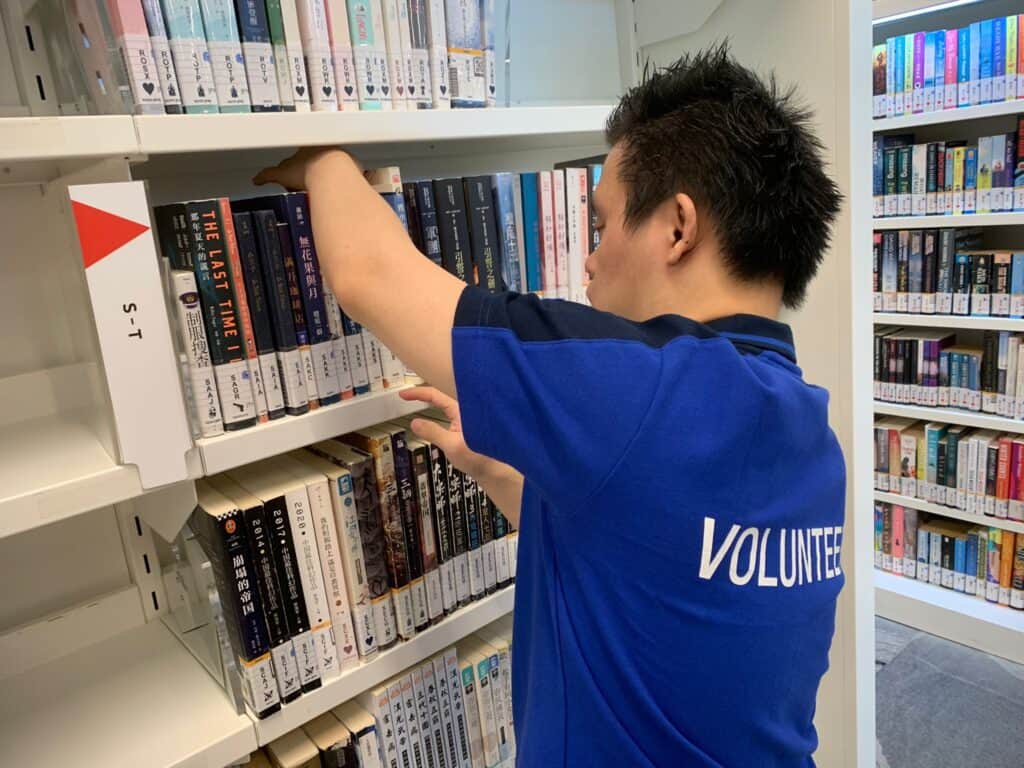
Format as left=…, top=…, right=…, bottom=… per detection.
left=451, top=286, right=845, bottom=767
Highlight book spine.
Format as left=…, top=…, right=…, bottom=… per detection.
left=925, top=142, right=937, bottom=215
left=406, top=0, right=433, bottom=109
left=234, top=0, right=283, bottom=110
left=419, top=661, right=448, bottom=768
left=446, top=456, right=471, bottom=606
left=425, top=0, right=450, bottom=109
left=341, top=311, right=371, bottom=394
left=390, top=429, right=428, bottom=634
left=912, top=143, right=927, bottom=216
left=1005, top=131, right=1018, bottom=212
left=969, top=22, right=981, bottom=104
left=894, top=34, right=905, bottom=114
left=362, top=686, right=399, bottom=768
left=433, top=178, right=473, bottom=282
left=411, top=669, right=435, bottom=768
left=283, top=481, right=340, bottom=678
left=387, top=679, right=412, bottom=768
left=411, top=443, right=444, bottom=622
left=362, top=325, right=386, bottom=392
left=551, top=169, right=569, bottom=298
left=241, top=501, right=303, bottom=702
left=477, top=490, right=497, bottom=593
left=433, top=655, right=459, bottom=768
left=1017, top=116, right=1024, bottom=211
left=170, top=270, right=225, bottom=437
left=262, top=494, right=322, bottom=690
left=458, top=656, right=485, bottom=768
left=193, top=505, right=281, bottom=717
left=565, top=167, right=589, bottom=303
left=912, top=31, right=924, bottom=113
left=160, top=0, right=220, bottom=112
left=346, top=0, right=385, bottom=110
left=323, top=290, right=355, bottom=398
left=957, top=26, right=969, bottom=107
left=883, top=147, right=897, bottom=216
left=415, top=181, right=444, bottom=268
left=897, top=146, right=912, bottom=216
left=1007, top=15, right=1018, bottom=101
left=520, top=172, right=542, bottom=291
left=232, top=211, right=286, bottom=418
left=216, top=200, right=269, bottom=422
left=538, top=171, right=557, bottom=294
left=428, top=443, right=458, bottom=615
left=965, top=147, right=978, bottom=213
left=444, top=0, right=484, bottom=107
left=463, top=175, right=504, bottom=292
left=379, top=0, right=410, bottom=109
left=140, top=0, right=183, bottom=112
left=491, top=173, right=522, bottom=293
left=462, top=473, right=484, bottom=599
left=278, top=0, right=314, bottom=110
left=396, top=0, right=421, bottom=110
left=904, top=33, right=914, bottom=110
left=1011, top=534, right=1024, bottom=609
left=921, top=229, right=937, bottom=314
left=944, top=28, right=958, bottom=108
left=886, top=37, right=895, bottom=116
left=994, top=17, right=1007, bottom=101
left=263, top=0, right=294, bottom=108
left=323, top=0, right=360, bottom=109
left=480, top=0, right=495, bottom=106
left=107, top=0, right=167, bottom=114
left=980, top=19, right=994, bottom=103
left=492, top=505, right=510, bottom=588
left=186, top=200, right=257, bottom=429
left=304, top=470, right=360, bottom=671
left=294, top=0, right=339, bottom=110
left=197, top=0, right=252, bottom=111
left=284, top=193, right=342, bottom=404
left=251, top=210, right=309, bottom=414
left=471, top=655, right=499, bottom=767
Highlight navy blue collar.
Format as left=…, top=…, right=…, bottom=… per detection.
left=704, top=314, right=797, bottom=363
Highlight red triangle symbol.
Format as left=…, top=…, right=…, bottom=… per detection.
left=71, top=200, right=150, bottom=269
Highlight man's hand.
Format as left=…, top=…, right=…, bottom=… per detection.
left=254, top=146, right=361, bottom=192
left=401, top=386, right=524, bottom=527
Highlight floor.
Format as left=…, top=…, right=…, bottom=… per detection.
left=875, top=617, right=1024, bottom=768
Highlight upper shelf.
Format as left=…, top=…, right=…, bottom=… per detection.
left=872, top=100, right=1024, bottom=132
left=0, top=106, right=614, bottom=164
left=873, top=213, right=1024, bottom=229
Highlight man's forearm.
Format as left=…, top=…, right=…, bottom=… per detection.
left=476, top=463, right=524, bottom=529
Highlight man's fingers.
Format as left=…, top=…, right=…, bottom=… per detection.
left=400, top=386, right=458, bottom=419
left=410, top=418, right=459, bottom=454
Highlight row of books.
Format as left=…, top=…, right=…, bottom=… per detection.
left=189, top=412, right=517, bottom=719
left=874, top=417, right=1024, bottom=523
left=871, top=122, right=1024, bottom=218
left=874, top=502, right=1023, bottom=610
left=871, top=14, right=1024, bottom=118
left=71, top=0, right=495, bottom=115
left=156, top=163, right=602, bottom=436
left=240, top=618, right=514, bottom=768
left=870, top=230, right=1024, bottom=316
left=874, top=328, right=1024, bottom=418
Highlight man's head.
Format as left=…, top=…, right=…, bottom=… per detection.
left=587, top=44, right=842, bottom=322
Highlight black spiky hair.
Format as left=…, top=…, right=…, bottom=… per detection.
left=605, top=43, right=842, bottom=308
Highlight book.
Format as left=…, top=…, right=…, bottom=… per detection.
left=463, top=175, right=503, bottom=292
left=538, top=171, right=557, bottom=294
left=432, top=653, right=459, bottom=768
left=140, top=0, right=184, bottom=112
left=520, top=172, right=543, bottom=291
left=424, top=0, right=450, bottom=109
left=1008, top=15, right=1019, bottom=101
left=480, top=0, right=496, bottom=106
left=303, top=712, right=359, bottom=767
left=322, top=290, right=354, bottom=398
left=198, top=0, right=252, bottom=111
left=957, top=25, right=970, bottom=107
left=160, top=0, right=219, bottom=112
left=400, top=673, right=427, bottom=768
left=433, top=178, right=473, bottom=282
left=233, top=211, right=287, bottom=418
left=491, top=173, right=526, bottom=292
left=207, top=474, right=304, bottom=703
left=454, top=646, right=486, bottom=768
left=512, top=172, right=530, bottom=293
left=334, top=701, right=384, bottom=768
left=267, top=726, right=320, bottom=767
left=345, top=0, right=386, bottom=110
left=359, top=685, right=400, bottom=768
left=323, top=0, right=360, bottom=109
left=235, top=0, right=284, bottom=111
left=563, top=167, right=589, bottom=303
left=944, top=28, right=958, bottom=108
left=444, top=0, right=485, bottom=107
left=404, top=435, right=445, bottom=623
left=405, top=0, right=433, bottom=109
left=191, top=480, right=282, bottom=718
left=980, top=18, right=994, bottom=104
left=278, top=0, right=314, bottom=111
left=107, top=0, right=168, bottom=114
left=410, top=665, right=441, bottom=768
left=378, top=0, right=410, bottom=110
left=295, top=0, right=339, bottom=110
left=551, top=169, right=569, bottom=298
left=265, top=0, right=296, bottom=109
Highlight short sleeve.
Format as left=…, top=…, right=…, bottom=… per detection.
left=452, top=286, right=664, bottom=511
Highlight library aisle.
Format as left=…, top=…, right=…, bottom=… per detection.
left=874, top=618, right=1024, bottom=768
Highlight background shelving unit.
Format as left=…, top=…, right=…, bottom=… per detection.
left=870, top=0, right=1024, bottom=669
left=0, top=0, right=871, bottom=766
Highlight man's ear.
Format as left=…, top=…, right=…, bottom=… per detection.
left=667, top=192, right=699, bottom=266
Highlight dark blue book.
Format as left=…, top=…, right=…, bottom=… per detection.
left=340, top=311, right=370, bottom=395
left=383, top=423, right=428, bottom=631
left=233, top=0, right=281, bottom=111
left=519, top=172, right=542, bottom=291
left=413, top=181, right=443, bottom=268
left=402, top=182, right=424, bottom=251
left=250, top=210, right=309, bottom=415
left=463, top=175, right=504, bottom=292
left=432, top=178, right=473, bottom=283
left=153, top=203, right=193, bottom=269
left=232, top=211, right=286, bottom=419
left=490, top=172, right=522, bottom=292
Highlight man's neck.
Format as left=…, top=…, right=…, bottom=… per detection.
left=635, top=285, right=783, bottom=325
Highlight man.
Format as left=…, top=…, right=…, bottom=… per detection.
left=256, top=45, right=844, bottom=767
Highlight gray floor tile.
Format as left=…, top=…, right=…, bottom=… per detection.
left=875, top=617, right=921, bottom=666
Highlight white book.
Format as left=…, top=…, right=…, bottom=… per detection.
left=538, top=171, right=557, bottom=295
left=401, top=674, right=428, bottom=768
left=911, top=144, right=928, bottom=217
left=468, top=540, right=485, bottom=599
left=276, top=454, right=361, bottom=671
left=396, top=0, right=423, bottom=108
left=494, top=530, right=511, bottom=587
left=295, top=0, right=339, bottom=110
left=360, top=685, right=400, bottom=768
left=379, top=0, right=410, bottom=109
left=388, top=678, right=413, bottom=768
left=411, top=666, right=441, bottom=768
left=434, top=654, right=461, bottom=768
left=564, top=168, right=588, bottom=303
left=480, top=0, right=496, bottom=106
left=552, top=169, right=570, bottom=299
left=421, top=660, right=451, bottom=768
left=454, top=651, right=485, bottom=768
left=335, top=701, right=384, bottom=768
left=472, top=632, right=514, bottom=762
left=425, top=0, right=450, bottom=109
left=169, top=270, right=225, bottom=437
left=469, top=638, right=511, bottom=764
left=462, top=646, right=499, bottom=768
left=443, top=649, right=473, bottom=768
left=290, top=450, right=379, bottom=659
left=323, top=290, right=354, bottom=396
left=916, top=528, right=929, bottom=583
left=140, top=0, right=183, bottom=111
left=481, top=539, right=497, bottom=593
left=405, top=0, right=433, bottom=109
left=279, top=0, right=313, bottom=110
left=362, top=327, right=387, bottom=391
left=323, top=0, right=361, bottom=109
left=379, top=342, right=405, bottom=388
left=507, top=530, right=518, bottom=579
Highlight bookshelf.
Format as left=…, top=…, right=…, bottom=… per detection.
left=870, top=0, right=1024, bottom=669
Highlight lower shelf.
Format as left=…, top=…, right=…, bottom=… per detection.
left=0, top=620, right=256, bottom=768
left=254, top=585, right=516, bottom=745
left=874, top=570, right=1024, bottom=665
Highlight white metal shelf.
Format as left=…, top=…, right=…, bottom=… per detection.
left=873, top=312, right=1024, bottom=331
left=874, top=490, right=1024, bottom=535
left=134, top=105, right=613, bottom=156
left=871, top=99, right=1023, bottom=132
left=873, top=402, right=1024, bottom=433
left=197, top=387, right=427, bottom=475
left=874, top=570, right=1024, bottom=664
left=254, top=585, right=515, bottom=745
left=872, top=212, right=1024, bottom=229
left=0, top=619, right=256, bottom=768
left=0, top=115, right=138, bottom=162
